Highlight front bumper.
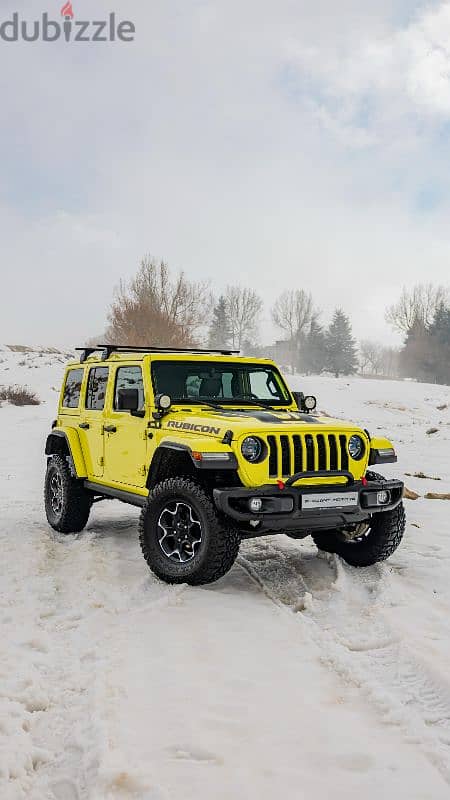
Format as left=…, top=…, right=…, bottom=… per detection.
left=213, top=477, right=404, bottom=534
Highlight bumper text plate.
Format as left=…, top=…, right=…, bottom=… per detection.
left=302, top=491, right=359, bottom=510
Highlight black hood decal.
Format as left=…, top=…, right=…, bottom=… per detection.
left=210, top=409, right=324, bottom=425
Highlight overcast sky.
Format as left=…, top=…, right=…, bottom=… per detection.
left=1, top=0, right=450, bottom=348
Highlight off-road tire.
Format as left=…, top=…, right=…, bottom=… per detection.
left=312, top=471, right=405, bottom=567
left=44, top=455, right=92, bottom=534
left=139, top=478, right=240, bottom=585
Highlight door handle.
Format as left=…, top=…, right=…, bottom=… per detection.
left=79, top=422, right=90, bottom=430
left=103, top=425, right=117, bottom=433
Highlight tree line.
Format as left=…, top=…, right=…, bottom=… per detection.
left=386, top=284, right=450, bottom=384
left=103, top=256, right=450, bottom=384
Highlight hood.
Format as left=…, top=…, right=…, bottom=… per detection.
left=162, top=407, right=363, bottom=439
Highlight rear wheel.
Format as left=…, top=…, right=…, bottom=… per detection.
left=312, top=472, right=405, bottom=567
left=44, top=455, right=92, bottom=533
left=139, top=478, right=240, bottom=585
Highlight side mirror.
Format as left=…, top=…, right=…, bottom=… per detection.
left=292, top=391, right=317, bottom=413
left=117, top=387, right=140, bottom=412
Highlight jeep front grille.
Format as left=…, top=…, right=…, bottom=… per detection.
left=266, top=433, right=349, bottom=478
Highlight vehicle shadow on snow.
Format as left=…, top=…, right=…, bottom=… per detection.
left=84, top=504, right=140, bottom=539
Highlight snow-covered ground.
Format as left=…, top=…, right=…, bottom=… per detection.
left=1, top=346, right=450, bottom=799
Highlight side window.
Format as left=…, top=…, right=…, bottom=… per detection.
left=114, top=366, right=145, bottom=411
left=85, top=367, right=109, bottom=411
left=62, top=369, right=84, bottom=409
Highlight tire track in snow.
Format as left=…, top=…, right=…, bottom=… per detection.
left=238, top=539, right=450, bottom=785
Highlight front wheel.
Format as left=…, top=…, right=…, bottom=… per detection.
left=139, top=478, right=240, bottom=585
left=312, top=502, right=405, bottom=567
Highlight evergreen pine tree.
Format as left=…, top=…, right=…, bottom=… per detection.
left=325, top=309, right=358, bottom=377
left=208, top=296, right=232, bottom=349
left=429, top=303, right=450, bottom=346
left=428, top=303, right=450, bottom=384
left=400, top=318, right=433, bottom=382
left=303, top=317, right=327, bottom=374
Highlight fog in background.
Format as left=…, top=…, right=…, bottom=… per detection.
left=1, top=0, right=450, bottom=346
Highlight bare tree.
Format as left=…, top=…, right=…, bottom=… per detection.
left=380, top=346, right=401, bottom=378
left=359, top=340, right=384, bottom=374
left=106, top=256, right=211, bottom=346
left=272, top=289, right=314, bottom=339
left=359, top=341, right=372, bottom=374
left=385, top=284, right=448, bottom=334
left=271, top=289, right=316, bottom=369
left=224, top=286, right=263, bottom=350
left=360, top=340, right=401, bottom=377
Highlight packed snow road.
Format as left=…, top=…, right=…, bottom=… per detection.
left=1, top=351, right=450, bottom=799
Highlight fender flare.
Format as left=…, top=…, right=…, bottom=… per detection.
left=368, top=436, right=397, bottom=465
left=45, top=429, right=88, bottom=478
left=146, top=440, right=238, bottom=488
left=146, top=442, right=194, bottom=488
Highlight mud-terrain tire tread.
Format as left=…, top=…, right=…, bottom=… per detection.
left=139, top=477, right=240, bottom=585
left=44, top=455, right=92, bottom=533
left=312, top=471, right=406, bottom=566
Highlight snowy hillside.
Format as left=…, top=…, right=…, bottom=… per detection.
left=0, top=345, right=74, bottom=405
left=1, top=351, right=450, bottom=799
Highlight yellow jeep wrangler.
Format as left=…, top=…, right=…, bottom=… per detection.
left=45, top=345, right=405, bottom=585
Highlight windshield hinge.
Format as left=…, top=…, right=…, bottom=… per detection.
left=222, top=429, right=233, bottom=445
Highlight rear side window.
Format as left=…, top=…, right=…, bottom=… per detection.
left=114, top=366, right=145, bottom=410
left=86, top=367, right=109, bottom=411
left=62, top=369, right=84, bottom=409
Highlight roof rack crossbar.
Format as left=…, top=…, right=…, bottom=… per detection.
left=75, top=344, right=240, bottom=360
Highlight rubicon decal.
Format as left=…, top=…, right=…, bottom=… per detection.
left=0, top=3, right=136, bottom=43
left=167, top=421, right=221, bottom=435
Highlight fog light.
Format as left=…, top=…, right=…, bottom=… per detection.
left=249, top=497, right=263, bottom=513
left=377, top=490, right=390, bottom=505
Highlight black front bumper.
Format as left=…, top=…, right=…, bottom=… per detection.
left=213, top=477, right=404, bottom=535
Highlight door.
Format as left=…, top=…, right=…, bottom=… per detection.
left=104, top=365, right=148, bottom=487
left=78, top=366, right=109, bottom=478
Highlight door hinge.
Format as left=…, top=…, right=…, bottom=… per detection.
left=99, top=457, right=104, bottom=466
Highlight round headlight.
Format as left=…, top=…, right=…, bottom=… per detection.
left=348, top=435, right=365, bottom=461
left=241, top=436, right=263, bottom=463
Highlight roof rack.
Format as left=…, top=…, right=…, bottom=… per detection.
left=75, top=344, right=240, bottom=363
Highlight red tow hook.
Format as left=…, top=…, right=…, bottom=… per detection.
left=277, top=480, right=285, bottom=490
left=361, top=476, right=368, bottom=486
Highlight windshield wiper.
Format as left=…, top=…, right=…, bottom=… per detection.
left=174, top=398, right=225, bottom=411
left=229, top=395, right=279, bottom=411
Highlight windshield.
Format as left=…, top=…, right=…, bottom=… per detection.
left=152, top=360, right=292, bottom=406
